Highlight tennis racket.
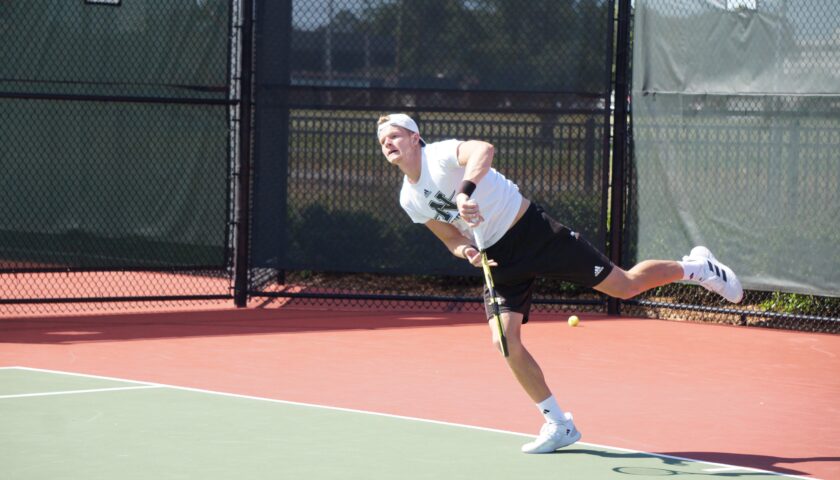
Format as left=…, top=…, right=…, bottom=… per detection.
left=473, top=228, right=509, bottom=358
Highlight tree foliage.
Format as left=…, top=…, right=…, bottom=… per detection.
left=300, top=0, right=611, bottom=92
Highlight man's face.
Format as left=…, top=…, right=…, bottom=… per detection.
left=379, top=125, right=419, bottom=165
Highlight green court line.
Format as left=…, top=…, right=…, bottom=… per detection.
left=0, top=367, right=818, bottom=480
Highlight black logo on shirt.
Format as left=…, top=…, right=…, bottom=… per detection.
left=429, top=191, right=458, bottom=222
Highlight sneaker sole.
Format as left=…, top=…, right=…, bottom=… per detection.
left=521, top=429, right=582, bottom=454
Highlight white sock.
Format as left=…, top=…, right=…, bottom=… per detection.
left=679, top=259, right=705, bottom=282
left=536, top=395, right=566, bottom=424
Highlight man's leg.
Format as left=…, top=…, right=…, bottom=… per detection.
left=593, top=247, right=743, bottom=303
left=491, top=312, right=581, bottom=453
left=593, top=260, right=683, bottom=300
left=492, top=311, right=552, bottom=402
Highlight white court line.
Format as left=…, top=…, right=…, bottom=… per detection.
left=4, top=366, right=820, bottom=480
left=704, top=466, right=752, bottom=472
left=0, top=385, right=162, bottom=399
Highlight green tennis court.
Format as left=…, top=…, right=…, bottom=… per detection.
left=0, top=367, right=810, bottom=480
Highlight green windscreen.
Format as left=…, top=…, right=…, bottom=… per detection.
left=629, top=0, right=840, bottom=297
left=0, top=1, right=233, bottom=269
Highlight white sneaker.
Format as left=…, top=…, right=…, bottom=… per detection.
left=683, top=246, right=744, bottom=303
left=521, top=412, right=581, bottom=454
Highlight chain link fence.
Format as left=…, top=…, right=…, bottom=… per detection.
left=625, top=0, right=840, bottom=332
left=248, top=106, right=611, bottom=314
left=3, top=0, right=837, bottom=332
left=1, top=0, right=239, bottom=315
left=246, top=0, right=616, bottom=313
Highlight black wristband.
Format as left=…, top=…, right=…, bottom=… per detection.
left=458, top=180, right=477, bottom=197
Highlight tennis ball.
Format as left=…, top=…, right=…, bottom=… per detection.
left=568, top=315, right=580, bottom=327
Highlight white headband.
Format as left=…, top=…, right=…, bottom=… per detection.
left=377, top=113, right=425, bottom=146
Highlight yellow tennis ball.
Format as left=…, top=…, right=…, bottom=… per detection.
left=568, top=315, right=580, bottom=327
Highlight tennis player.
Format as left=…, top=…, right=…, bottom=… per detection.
left=377, top=113, right=743, bottom=453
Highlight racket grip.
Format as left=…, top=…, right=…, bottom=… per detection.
left=473, top=227, right=486, bottom=251
left=496, top=317, right=509, bottom=357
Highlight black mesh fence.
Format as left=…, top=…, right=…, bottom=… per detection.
left=248, top=107, right=611, bottom=313
left=1, top=0, right=238, bottom=314
left=287, top=0, right=612, bottom=96
left=3, top=0, right=838, bottom=333
left=277, top=110, right=607, bottom=273
left=246, top=0, right=616, bottom=312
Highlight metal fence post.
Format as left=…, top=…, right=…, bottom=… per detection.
left=233, top=0, right=255, bottom=307
left=608, top=0, right=632, bottom=315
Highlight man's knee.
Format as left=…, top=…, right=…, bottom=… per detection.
left=594, top=267, right=637, bottom=299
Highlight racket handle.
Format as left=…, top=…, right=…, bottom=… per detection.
left=473, top=227, right=486, bottom=251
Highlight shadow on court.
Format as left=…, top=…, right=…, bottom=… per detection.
left=559, top=448, right=840, bottom=476
left=660, top=452, right=840, bottom=477
left=0, top=305, right=622, bottom=344
left=0, top=308, right=497, bottom=344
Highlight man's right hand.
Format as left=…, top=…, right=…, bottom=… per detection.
left=457, top=194, right=484, bottom=227
left=465, top=246, right=497, bottom=268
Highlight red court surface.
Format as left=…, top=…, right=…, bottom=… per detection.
left=2, top=307, right=839, bottom=479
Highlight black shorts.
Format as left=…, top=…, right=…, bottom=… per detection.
left=483, top=203, right=613, bottom=323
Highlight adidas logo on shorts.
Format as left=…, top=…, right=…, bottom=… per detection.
left=594, top=265, right=604, bottom=277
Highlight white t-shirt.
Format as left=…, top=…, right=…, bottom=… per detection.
left=399, top=139, right=523, bottom=248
